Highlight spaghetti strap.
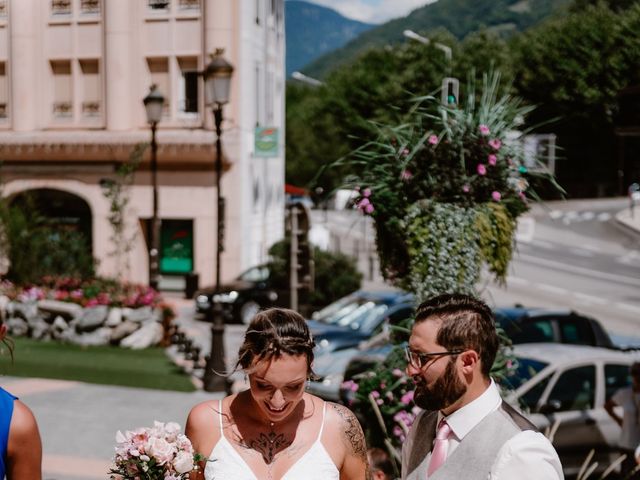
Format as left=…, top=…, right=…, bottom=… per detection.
left=217, top=399, right=224, bottom=434
left=317, top=401, right=327, bottom=441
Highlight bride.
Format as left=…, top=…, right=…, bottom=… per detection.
left=186, top=308, right=369, bottom=479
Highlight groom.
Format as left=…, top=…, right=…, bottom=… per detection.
left=401, top=293, right=563, bottom=480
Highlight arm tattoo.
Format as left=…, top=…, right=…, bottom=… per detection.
left=328, top=402, right=369, bottom=474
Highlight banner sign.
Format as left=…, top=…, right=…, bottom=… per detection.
left=254, top=127, right=279, bottom=157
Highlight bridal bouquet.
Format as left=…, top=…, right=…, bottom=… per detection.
left=109, top=421, right=204, bottom=479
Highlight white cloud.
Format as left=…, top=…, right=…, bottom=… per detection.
left=304, top=0, right=437, bottom=24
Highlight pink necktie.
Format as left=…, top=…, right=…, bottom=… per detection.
left=427, top=419, right=451, bottom=477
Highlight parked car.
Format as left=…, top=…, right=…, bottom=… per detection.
left=317, top=305, right=616, bottom=404
left=503, top=343, right=640, bottom=478
left=194, top=265, right=288, bottom=324
left=494, top=307, right=615, bottom=348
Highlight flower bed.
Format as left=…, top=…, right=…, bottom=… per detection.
left=0, top=277, right=176, bottom=349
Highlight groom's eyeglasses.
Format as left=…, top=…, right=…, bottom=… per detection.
left=404, top=346, right=464, bottom=369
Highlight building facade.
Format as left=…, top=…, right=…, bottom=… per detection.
left=0, top=0, right=286, bottom=290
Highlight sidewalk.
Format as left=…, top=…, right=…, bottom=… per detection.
left=615, top=206, right=640, bottom=238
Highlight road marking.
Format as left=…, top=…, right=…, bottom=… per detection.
left=616, top=250, right=640, bottom=265
left=574, top=292, right=608, bottom=305
left=549, top=210, right=564, bottom=220
left=571, top=248, right=595, bottom=258
left=597, top=212, right=612, bottom=222
left=615, top=303, right=640, bottom=314
left=517, top=253, right=640, bottom=288
left=534, top=284, right=568, bottom=295
left=581, top=211, right=595, bottom=221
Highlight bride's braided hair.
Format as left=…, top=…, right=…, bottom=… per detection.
left=236, top=308, right=317, bottom=378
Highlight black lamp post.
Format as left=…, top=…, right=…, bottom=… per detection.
left=143, top=84, right=164, bottom=291
left=202, top=48, right=234, bottom=392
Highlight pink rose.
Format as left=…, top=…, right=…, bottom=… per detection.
left=428, top=135, right=438, bottom=145
left=173, top=450, right=194, bottom=474
left=492, top=191, right=502, bottom=201
left=145, top=437, right=175, bottom=465
left=489, top=138, right=502, bottom=150
left=479, top=124, right=490, bottom=135
left=488, top=154, right=497, bottom=166
left=477, top=164, right=486, bottom=176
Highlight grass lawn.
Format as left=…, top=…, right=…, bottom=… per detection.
left=0, top=338, right=196, bottom=392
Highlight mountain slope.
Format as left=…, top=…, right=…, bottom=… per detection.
left=285, top=1, right=374, bottom=77
left=302, top=0, right=571, bottom=78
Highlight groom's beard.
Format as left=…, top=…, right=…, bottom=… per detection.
left=413, top=359, right=467, bottom=411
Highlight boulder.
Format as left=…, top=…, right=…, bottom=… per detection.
left=124, top=306, right=154, bottom=323
left=120, top=322, right=163, bottom=349
left=110, top=320, right=139, bottom=343
left=5, top=317, right=28, bottom=337
left=61, top=327, right=111, bottom=347
left=75, top=306, right=108, bottom=332
left=0, top=295, right=9, bottom=322
left=105, top=307, right=123, bottom=327
left=37, top=300, right=83, bottom=320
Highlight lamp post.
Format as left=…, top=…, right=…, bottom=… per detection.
left=202, top=48, right=234, bottom=392
left=143, top=84, right=164, bottom=291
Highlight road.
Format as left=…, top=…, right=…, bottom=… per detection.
left=311, top=197, right=640, bottom=345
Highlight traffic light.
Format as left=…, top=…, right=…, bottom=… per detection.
left=286, top=202, right=314, bottom=310
left=441, top=77, right=459, bottom=106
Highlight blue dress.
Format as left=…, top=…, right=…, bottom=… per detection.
left=0, top=387, right=17, bottom=479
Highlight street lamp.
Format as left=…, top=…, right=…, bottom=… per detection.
left=143, top=84, right=164, bottom=291
left=403, top=29, right=452, bottom=70
left=202, top=48, right=234, bottom=392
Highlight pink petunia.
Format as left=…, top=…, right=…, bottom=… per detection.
left=479, top=124, right=490, bottom=135
left=400, top=390, right=414, bottom=405
left=488, top=154, right=497, bottom=166
left=401, top=169, right=413, bottom=181
left=492, top=191, right=502, bottom=201
left=489, top=138, right=502, bottom=150
left=462, top=184, right=470, bottom=193
left=428, top=135, right=438, bottom=145
left=363, top=188, right=371, bottom=198
left=477, top=164, right=487, bottom=176
left=364, top=204, right=374, bottom=214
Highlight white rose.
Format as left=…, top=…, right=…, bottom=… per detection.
left=146, top=437, right=175, bottom=465
left=173, top=450, right=194, bottom=474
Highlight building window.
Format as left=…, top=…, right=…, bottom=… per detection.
left=149, top=0, right=170, bottom=10
left=178, top=0, right=199, bottom=11
left=80, top=59, right=100, bottom=117
left=147, top=58, right=170, bottom=115
left=80, top=0, right=100, bottom=15
left=178, top=58, right=198, bottom=114
left=52, top=61, right=72, bottom=118
left=0, top=63, right=7, bottom=119
left=51, top=0, right=72, bottom=15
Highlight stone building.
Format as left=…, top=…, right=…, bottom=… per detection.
left=0, top=0, right=286, bottom=290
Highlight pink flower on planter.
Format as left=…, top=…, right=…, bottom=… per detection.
left=358, top=198, right=370, bottom=208
left=402, top=148, right=410, bottom=157
left=371, top=390, right=380, bottom=399
left=477, top=164, right=487, bottom=176
left=489, top=138, right=502, bottom=150
left=363, top=188, right=371, bottom=198
left=401, top=390, right=414, bottom=405
left=428, top=135, right=438, bottom=145
left=462, top=184, right=470, bottom=193
left=364, top=204, right=374, bottom=214
left=401, top=169, right=413, bottom=181
left=392, top=368, right=404, bottom=377
left=479, top=124, right=490, bottom=136
left=488, top=154, right=497, bottom=166
left=492, top=191, right=502, bottom=201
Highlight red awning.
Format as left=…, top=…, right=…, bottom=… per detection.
left=285, top=183, right=308, bottom=196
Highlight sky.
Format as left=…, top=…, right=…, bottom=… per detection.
left=302, top=0, right=437, bottom=24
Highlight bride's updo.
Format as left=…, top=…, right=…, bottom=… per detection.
left=236, top=308, right=316, bottom=377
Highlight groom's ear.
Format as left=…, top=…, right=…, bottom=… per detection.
left=459, top=349, right=479, bottom=373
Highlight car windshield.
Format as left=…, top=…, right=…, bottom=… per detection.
left=238, top=266, right=269, bottom=282
left=502, top=356, right=549, bottom=391
left=312, top=296, right=389, bottom=332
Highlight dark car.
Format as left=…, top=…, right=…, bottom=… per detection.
left=494, top=307, right=615, bottom=349
left=194, top=265, right=288, bottom=324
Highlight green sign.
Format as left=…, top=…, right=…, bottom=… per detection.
left=255, top=127, right=279, bottom=157
left=160, top=221, right=193, bottom=274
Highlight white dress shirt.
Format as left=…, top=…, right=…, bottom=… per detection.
left=426, top=380, right=564, bottom=479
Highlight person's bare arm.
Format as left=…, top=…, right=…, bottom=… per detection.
left=328, top=403, right=371, bottom=480
left=6, top=400, right=42, bottom=480
left=604, top=399, right=622, bottom=427
left=185, top=401, right=218, bottom=480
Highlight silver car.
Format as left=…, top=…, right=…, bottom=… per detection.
left=505, top=343, right=640, bottom=478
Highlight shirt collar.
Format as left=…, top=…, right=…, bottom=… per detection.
left=438, top=379, right=501, bottom=441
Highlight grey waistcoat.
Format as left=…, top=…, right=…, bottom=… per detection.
left=402, top=402, right=537, bottom=480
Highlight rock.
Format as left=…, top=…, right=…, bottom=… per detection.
left=0, top=295, right=9, bottom=322
left=61, top=327, right=111, bottom=347
left=120, top=322, right=163, bottom=349
left=124, top=306, right=154, bottom=323
left=75, top=306, right=108, bottom=332
left=105, top=307, right=123, bottom=327
left=12, top=302, right=38, bottom=323
left=52, top=316, right=68, bottom=331
left=30, top=319, right=50, bottom=340
left=37, top=300, right=83, bottom=320
left=6, top=317, right=28, bottom=337
left=110, top=320, right=139, bottom=343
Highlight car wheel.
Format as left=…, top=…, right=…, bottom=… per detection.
left=240, top=301, right=261, bottom=325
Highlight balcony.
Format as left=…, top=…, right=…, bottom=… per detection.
left=80, top=0, right=100, bottom=15
left=178, top=0, right=199, bottom=10
left=82, top=101, right=100, bottom=117
left=53, top=102, right=73, bottom=118
left=51, top=0, right=72, bottom=15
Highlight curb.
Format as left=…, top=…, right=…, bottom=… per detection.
left=614, top=209, right=640, bottom=242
